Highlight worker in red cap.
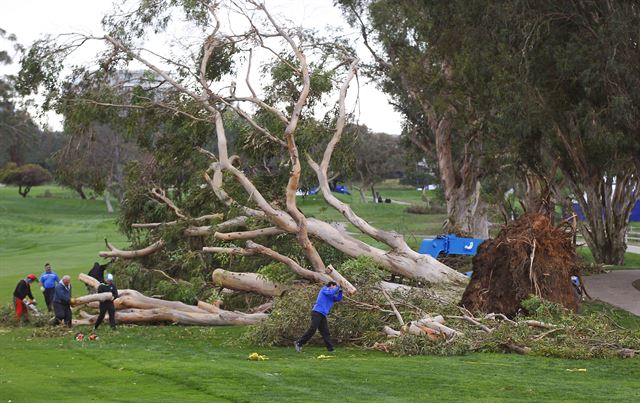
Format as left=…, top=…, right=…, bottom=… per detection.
left=13, top=274, right=37, bottom=320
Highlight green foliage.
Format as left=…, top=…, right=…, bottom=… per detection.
left=154, top=280, right=198, bottom=305
left=250, top=283, right=639, bottom=359
left=338, top=255, right=385, bottom=284
left=257, top=262, right=298, bottom=284
left=247, top=276, right=452, bottom=347
left=0, top=163, right=52, bottom=196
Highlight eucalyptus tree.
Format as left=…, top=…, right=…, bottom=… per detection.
left=337, top=0, right=493, bottom=238
left=18, top=1, right=465, bottom=296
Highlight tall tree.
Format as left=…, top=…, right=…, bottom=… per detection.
left=0, top=28, right=40, bottom=166
left=349, top=125, right=405, bottom=203
left=484, top=1, right=640, bottom=264
left=338, top=0, right=491, bottom=238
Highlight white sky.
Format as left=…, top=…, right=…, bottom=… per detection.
left=0, top=0, right=403, bottom=134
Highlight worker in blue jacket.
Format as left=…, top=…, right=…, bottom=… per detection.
left=294, top=281, right=343, bottom=352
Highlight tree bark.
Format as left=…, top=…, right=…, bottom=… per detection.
left=212, top=269, right=286, bottom=297
left=72, top=292, right=113, bottom=306
left=76, top=307, right=267, bottom=326
left=564, top=170, right=638, bottom=265
left=104, top=191, right=114, bottom=213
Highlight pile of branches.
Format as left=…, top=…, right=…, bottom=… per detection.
left=249, top=282, right=639, bottom=359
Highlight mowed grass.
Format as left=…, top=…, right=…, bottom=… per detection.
left=577, top=247, right=640, bottom=269
left=2, top=184, right=640, bottom=402
left=2, top=325, right=640, bottom=402
left=0, top=185, right=126, bottom=298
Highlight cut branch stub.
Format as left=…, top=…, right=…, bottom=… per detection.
left=212, top=268, right=286, bottom=297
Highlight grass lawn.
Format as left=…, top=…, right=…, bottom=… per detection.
left=1, top=184, right=640, bottom=402
left=2, top=325, right=640, bottom=402
left=0, top=185, right=126, bottom=298
left=576, top=247, right=640, bottom=270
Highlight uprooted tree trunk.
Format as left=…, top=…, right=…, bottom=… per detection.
left=75, top=274, right=267, bottom=326
left=460, top=214, right=581, bottom=317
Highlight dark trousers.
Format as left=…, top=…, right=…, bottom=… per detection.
left=94, top=302, right=116, bottom=330
left=297, top=311, right=333, bottom=350
left=43, top=288, right=55, bottom=312
left=53, top=302, right=72, bottom=327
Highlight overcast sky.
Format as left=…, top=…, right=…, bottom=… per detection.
left=0, top=0, right=403, bottom=134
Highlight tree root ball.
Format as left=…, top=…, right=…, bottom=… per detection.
left=460, top=214, right=580, bottom=317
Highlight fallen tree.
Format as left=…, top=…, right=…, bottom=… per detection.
left=23, top=0, right=465, bottom=303
left=75, top=273, right=267, bottom=326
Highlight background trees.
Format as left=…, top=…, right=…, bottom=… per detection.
left=0, top=162, right=52, bottom=197
left=340, top=0, right=640, bottom=263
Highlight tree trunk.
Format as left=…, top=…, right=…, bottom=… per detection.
left=18, top=185, right=30, bottom=197
left=75, top=307, right=267, bottom=326
left=212, top=269, right=286, bottom=297
left=570, top=174, right=638, bottom=265
left=306, top=218, right=467, bottom=284
left=356, top=186, right=367, bottom=203
left=104, top=191, right=114, bottom=213
left=446, top=183, right=489, bottom=238
left=75, top=186, right=87, bottom=200
left=72, top=292, right=114, bottom=306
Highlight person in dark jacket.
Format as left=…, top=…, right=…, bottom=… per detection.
left=13, top=274, right=37, bottom=320
left=88, top=262, right=108, bottom=283
left=39, top=263, right=59, bottom=312
left=94, top=273, right=119, bottom=331
left=294, top=281, right=343, bottom=352
left=52, top=275, right=72, bottom=327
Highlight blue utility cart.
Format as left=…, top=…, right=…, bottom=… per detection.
left=418, top=235, right=484, bottom=258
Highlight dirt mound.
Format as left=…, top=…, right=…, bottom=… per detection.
left=460, top=214, right=580, bottom=317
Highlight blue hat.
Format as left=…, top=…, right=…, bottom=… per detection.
left=106, top=273, right=114, bottom=282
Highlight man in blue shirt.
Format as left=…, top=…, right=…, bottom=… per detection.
left=39, top=263, right=59, bottom=312
left=294, top=281, right=343, bottom=352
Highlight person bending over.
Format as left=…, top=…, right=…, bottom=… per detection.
left=13, top=274, right=37, bottom=321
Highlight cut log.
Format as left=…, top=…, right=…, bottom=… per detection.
left=115, top=293, right=209, bottom=314
left=79, top=273, right=100, bottom=290
left=247, top=301, right=273, bottom=314
left=212, top=268, right=286, bottom=297
left=383, top=325, right=401, bottom=338
left=416, top=318, right=462, bottom=338
left=378, top=281, right=414, bottom=294
left=72, top=292, right=113, bottom=306
left=325, top=264, right=357, bottom=295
